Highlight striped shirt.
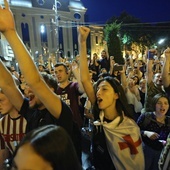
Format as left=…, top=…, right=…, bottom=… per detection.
left=0, top=114, right=26, bottom=154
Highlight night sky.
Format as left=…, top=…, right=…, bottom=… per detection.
left=81, top=0, right=170, bottom=25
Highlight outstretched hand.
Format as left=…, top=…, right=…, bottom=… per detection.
left=0, top=0, right=15, bottom=33
left=77, top=26, right=90, bottom=44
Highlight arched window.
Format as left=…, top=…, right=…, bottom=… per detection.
left=21, top=23, right=30, bottom=43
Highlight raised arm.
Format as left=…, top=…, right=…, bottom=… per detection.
left=120, top=65, right=128, bottom=92
left=146, top=49, right=156, bottom=84
left=0, top=59, right=24, bottom=111
left=71, top=64, right=84, bottom=93
left=78, top=26, right=96, bottom=105
left=162, top=48, right=170, bottom=88
left=0, top=0, right=62, bottom=118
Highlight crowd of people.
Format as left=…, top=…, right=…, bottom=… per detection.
left=0, top=0, right=169, bottom=170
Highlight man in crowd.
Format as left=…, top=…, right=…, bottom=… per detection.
left=97, top=50, right=110, bottom=73
left=0, top=0, right=75, bottom=148
left=143, top=49, right=165, bottom=113
left=0, top=60, right=26, bottom=169
left=54, top=62, right=84, bottom=129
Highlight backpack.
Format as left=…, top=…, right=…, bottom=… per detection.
left=92, top=124, right=116, bottom=170
left=142, top=112, right=170, bottom=128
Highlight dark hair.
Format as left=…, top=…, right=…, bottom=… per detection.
left=54, top=62, right=68, bottom=74
left=93, top=76, right=134, bottom=120
left=152, top=93, right=170, bottom=111
left=13, top=125, right=82, bottom=170
left=38, top=64, right=46, bottom=69
left=98, top=72, right=110, bottom=78
left=41, top=73, right=58, bottom=93
left=131, top=75, right=140, bottom=85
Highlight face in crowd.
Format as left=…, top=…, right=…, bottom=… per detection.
left=54, top=65, right=69, bottom=84
left=24, top=85, right=44, bottom=110
left=12, top=125, right=81, bottom=170
left=101, top=51, right=107, bottom=59
left=96, top=80, right=118, bottom=111
left=153, top=94, right=170, bottom=116
left=13, top=142, right=53, bottom=170
left=153, top=73, right=162, bottom=86
left=0, top=92, right=14, bottom=115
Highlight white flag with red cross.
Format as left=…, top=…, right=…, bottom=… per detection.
left=99, top=111, right=145, bottom=170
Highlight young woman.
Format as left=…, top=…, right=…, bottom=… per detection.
left=78, top=26, right=144, bottom=170
left=137, top=93, right=170, bottom=170
left=11, top=125, right=82, bottom=170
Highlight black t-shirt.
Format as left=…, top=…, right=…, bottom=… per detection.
left=20, top=98, right=73, bottom=136
left=98, top=58, right=110, bottom=72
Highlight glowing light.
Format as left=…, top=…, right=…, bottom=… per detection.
left=40, top=25, right=45, bottom=34
left=158, top=38, right=165, bottom=44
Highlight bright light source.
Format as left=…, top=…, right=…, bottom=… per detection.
left=40, top=25, right=45, bottom=34
left=158, top=39, right=165, bottom=45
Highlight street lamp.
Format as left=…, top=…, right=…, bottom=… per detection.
left=158, top=38, right=165, bottom=45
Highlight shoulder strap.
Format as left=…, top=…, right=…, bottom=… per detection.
left=143, top=113, right=170, bottom=127
left=142, top=112, right=152, bottom=128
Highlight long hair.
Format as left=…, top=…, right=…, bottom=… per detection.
left=13, top=125, right=82, bottom=170
left=93, top=76, right=134, bottom=120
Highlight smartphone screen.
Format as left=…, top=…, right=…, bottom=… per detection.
left=148, top=51, right=154, bottom=60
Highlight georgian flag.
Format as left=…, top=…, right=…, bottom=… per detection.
left=96, top=111, right=145, bottom=170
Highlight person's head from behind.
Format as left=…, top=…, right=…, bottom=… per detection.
left=98, top=72, right=109, bottom=80
left=100, top=68, right=107, bottom=74
left=12, top=125, right=81, bottom=170
left=95, top=76, right=133, bottom=119
left=152, top=93, right=170, bottom=116
left=0, top=89, right=14, bottom=115
left=54, top=62, right=69, bottom=83
left=25, top=73, right=58, bottom=110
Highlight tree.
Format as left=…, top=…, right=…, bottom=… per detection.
left=104, top=22, right=124, bottom=64
left=107, top=13, right=154, bottom=47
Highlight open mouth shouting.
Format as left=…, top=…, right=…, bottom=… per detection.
left=97, top=97, right=103, bottom=105
left=28, top=93, right=35, bottom=106
left=159, top=108, right=166, bottom=113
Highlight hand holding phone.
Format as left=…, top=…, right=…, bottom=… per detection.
left=148, top=49, right=156, bottom=60
left=113, top=65, right=123, bottom=71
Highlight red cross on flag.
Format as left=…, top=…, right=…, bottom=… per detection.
left=99, top=111, right=145, bottom=170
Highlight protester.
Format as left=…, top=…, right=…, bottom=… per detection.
left=0, top=60, right=27, bottom=169
left=97, top=50, right=110, bottom=73
left=10, top=125, right=82, bottom=170
left=137, top=93, right=170, bottom=170
left=143, top=49, right=165, bottom=113
left=78, top=26, right=144, bottom=170
left=162, top=48, right=170, bottom=98
left=54, top=62, right=84, bottom=129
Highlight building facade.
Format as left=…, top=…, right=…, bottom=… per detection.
left=0, top=0, right=105, bottom=66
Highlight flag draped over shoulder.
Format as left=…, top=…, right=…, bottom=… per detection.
left=99, top=111, right=145, bottom=170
